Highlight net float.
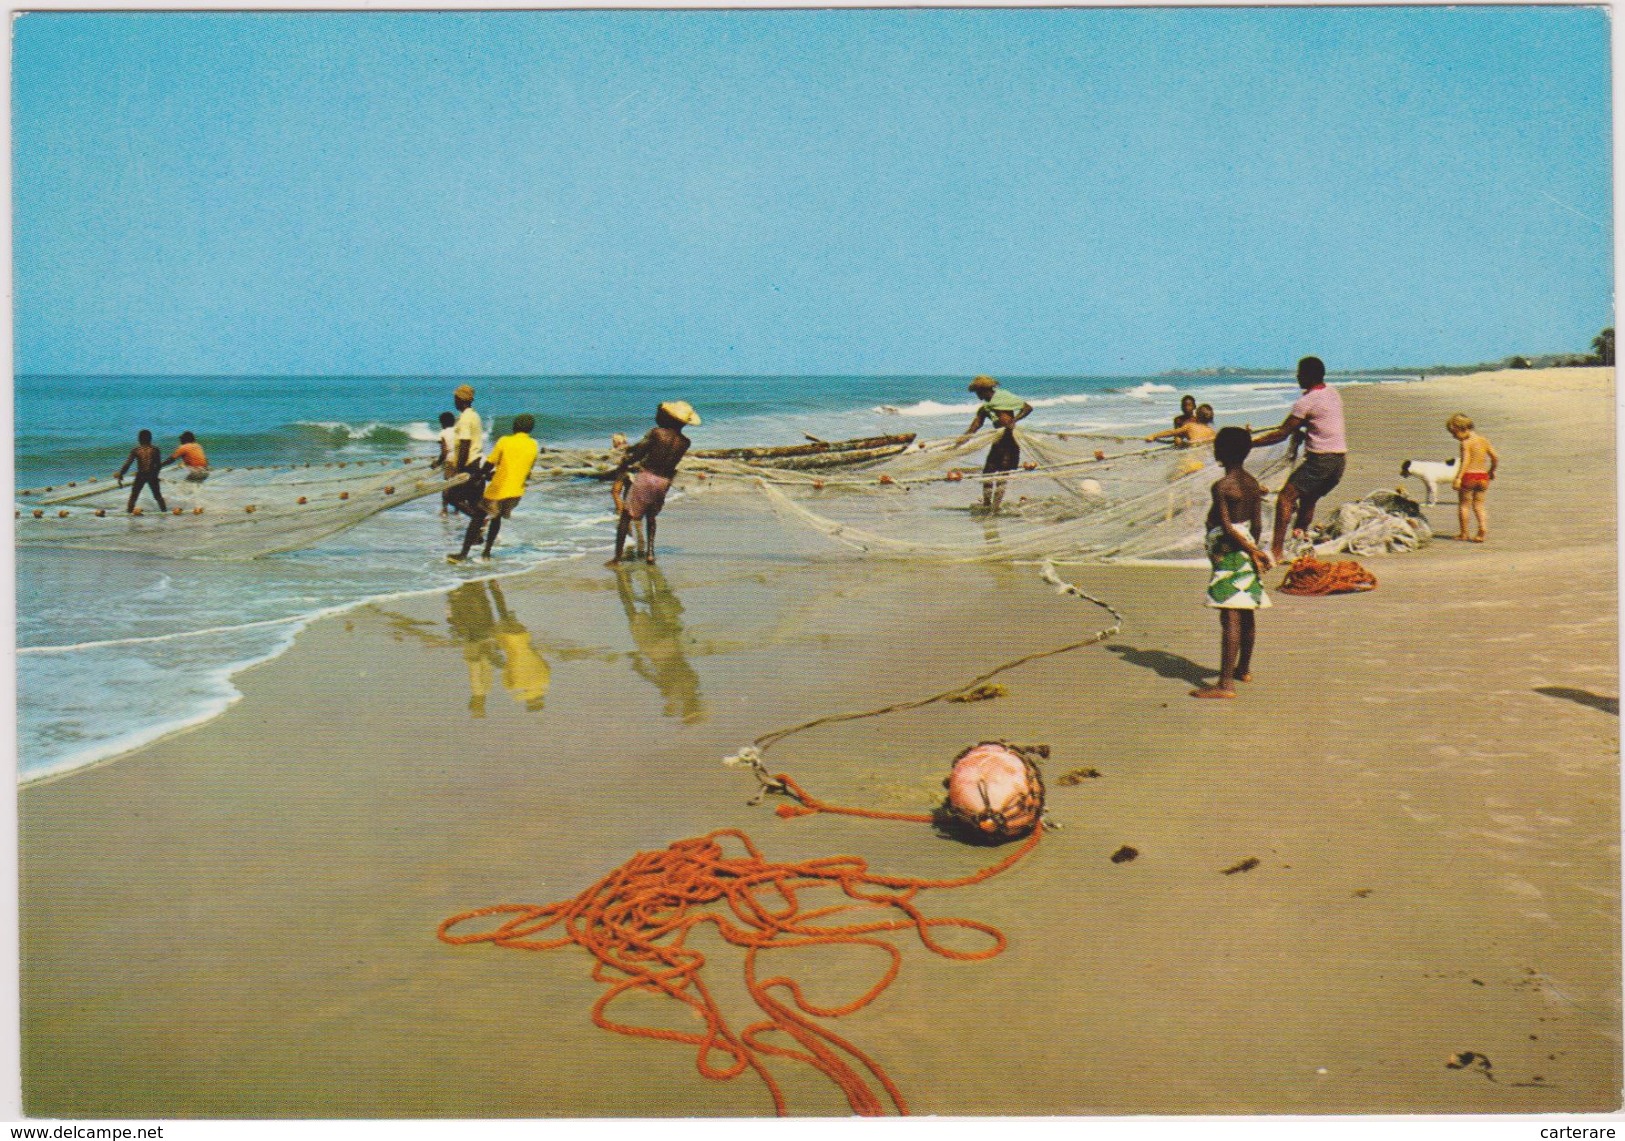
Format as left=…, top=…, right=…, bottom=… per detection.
left=1022, top=461, right=1037, bottom=471
left=244, top=505, right=257, bottom=514
left=95, top=509, right=106, bottom=517
left=941, top=742, right=1046, bottom=841
left=339, top=491, right=349, bottom=501
left=297, top=496, right=307, bottom=505
left=945, top=470, right=964, bottom=482
left=192, top=507, right=204, bottom=515
left=58, top=510, right=70, bottom=518
left=131, top=508, right=142, bottom=516
left=878, top=474, right=894, bottom=484
left=383, top=486, right=395, bottom=495
left=172, top=508, right=184, bottom=515
left=812, top=479, right=825, bottom=490
left=1094, top=450, right=1106, bottom=461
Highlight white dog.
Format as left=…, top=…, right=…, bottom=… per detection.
left=1400, top=457, right=1457, bottom=504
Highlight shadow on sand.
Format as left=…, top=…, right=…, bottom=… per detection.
left=1535, top=686, right=1619, bottom=716
left=1104, top=643, right=1216, bottom=687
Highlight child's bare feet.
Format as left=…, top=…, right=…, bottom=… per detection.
left=1190, top=687, right=1237, bottom=699
left=1236, top=673, right=1252, bottom=683
left=1471, top=535, right=1486, bottom=543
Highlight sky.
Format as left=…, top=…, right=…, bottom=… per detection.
left=11, top=7, right=1615, bottom=377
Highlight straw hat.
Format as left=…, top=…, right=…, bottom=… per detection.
left=453, top=384, right=475, bottom=402
left=660, top=400, right=702, bottom=426
left=968, top=375, right=998, bottom=392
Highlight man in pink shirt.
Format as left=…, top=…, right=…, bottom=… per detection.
left=1251, top=356, right=1346, bottom=563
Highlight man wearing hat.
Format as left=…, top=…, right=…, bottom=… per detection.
left=607, top=401, right=701, bottom=566
left=957, top=375, right=1033, bottom=514
left=450, top=384, right=484, bottom=475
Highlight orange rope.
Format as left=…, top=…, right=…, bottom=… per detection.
left=439, top=790, right=1040, bottom=1116
left=1278, top=553, right=1378, bottom=595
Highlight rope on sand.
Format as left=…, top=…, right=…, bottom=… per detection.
left=1277, top=553, right=1378, bottom=595
left=744, top=561, right=1122, bottom=756
left=438, top=562, right=1120, bottom=1115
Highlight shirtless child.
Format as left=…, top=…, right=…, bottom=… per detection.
left=607, top=401, right=700, bottom=566
left=1447, top=413, right=1499, bottom=542
left=1192, top=426, right=1274, bottom=699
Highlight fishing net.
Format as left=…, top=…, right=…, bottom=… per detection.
left=15, top=458, right=460, bottom=561
left=683, top=428, right=1295, bottom=565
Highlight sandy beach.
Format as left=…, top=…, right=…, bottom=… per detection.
left=19, top=367, right=1619, bottom=1117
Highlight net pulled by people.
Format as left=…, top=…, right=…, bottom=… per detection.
left=15, top=457, right=460, bottom=560
left=685, top=428, right=1295, bottom=565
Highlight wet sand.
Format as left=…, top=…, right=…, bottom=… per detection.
left=19, top=367, right=1619, bottom=1117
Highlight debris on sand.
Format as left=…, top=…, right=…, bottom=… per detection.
left=948, top=683, right=1007, bottom=703
left=1446, top=1052, right=1495, bottom=1081
left=1110, top=846, right=1139, bottom=864
left=1221, top=857, right=1261, bottom=875
left=1057, top=768, right=1102, bottom=786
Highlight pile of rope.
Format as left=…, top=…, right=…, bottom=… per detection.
left=1277, top=553, right=1378, bottom=595
left=438, top=563, right=1120, bottom=1115
left=439, top=820, right=1037, bottom=1116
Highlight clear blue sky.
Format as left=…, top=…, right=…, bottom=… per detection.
left=12, top=8, right=1614, bottom=376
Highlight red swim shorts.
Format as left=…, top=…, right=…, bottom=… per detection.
left=1459, top=471, right=1491, bottom=491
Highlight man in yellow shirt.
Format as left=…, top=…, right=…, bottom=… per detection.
left=450, top=413, right=539, bottom=563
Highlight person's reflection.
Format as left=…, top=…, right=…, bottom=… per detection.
left=489, top=580, right=550, bottom=712
left=614, top=564, right=707, bottom=723
left=446, top=579, right=550, bottom=716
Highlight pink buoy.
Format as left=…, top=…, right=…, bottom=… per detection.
left=943, top=742, right=1046, bottom=840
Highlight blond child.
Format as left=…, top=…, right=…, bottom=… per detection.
left=1447, top=413, right=1499, bottom=542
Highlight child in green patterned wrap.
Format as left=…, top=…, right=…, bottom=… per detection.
left=1192, top=426, right=1275, bottom=700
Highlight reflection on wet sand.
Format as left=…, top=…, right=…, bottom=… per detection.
left=447, top=579, right=550, bottom=716
left=614, top=564, right=706, bottom=723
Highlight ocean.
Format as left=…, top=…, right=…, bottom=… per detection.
left=13, top=371, right=1405, bottom=781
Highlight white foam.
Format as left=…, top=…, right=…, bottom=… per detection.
left=1029, top=393, right=1091, bottom=408
left=1123, top=382, right=1177, bottom=399
left=869, top=399, right=980, bottom=417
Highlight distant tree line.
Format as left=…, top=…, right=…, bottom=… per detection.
left=1175, top=328, right=1614, bottom=377
left=1414, top=327, right=1613, bottom=375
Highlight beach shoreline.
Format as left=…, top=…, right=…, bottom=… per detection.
left=18, top=367, right=1620, bottom=1117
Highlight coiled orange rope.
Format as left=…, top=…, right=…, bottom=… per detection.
left=1278, top=553, right=1378, bottom=595
left=439, top=810, right=1039, bottom=1116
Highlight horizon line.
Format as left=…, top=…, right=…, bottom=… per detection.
left=15, top=367, right=1452, bottom=381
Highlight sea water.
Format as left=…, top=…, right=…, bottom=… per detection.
left=14, top=371, right=1406, bottom=780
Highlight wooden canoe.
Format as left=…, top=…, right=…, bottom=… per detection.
left=691, top=433, right=916, bottom=467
